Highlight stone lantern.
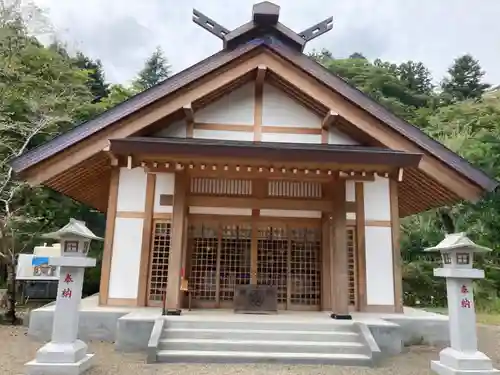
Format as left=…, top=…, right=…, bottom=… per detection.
left=26, top=219, right=102, bottom=375
left=425, top=232, right=499, bottom=375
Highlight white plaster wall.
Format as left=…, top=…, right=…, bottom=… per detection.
left=154, top=173, right=175, bottom=213
left=328, top=127, right=359, bottom=145
left=116, top=167, right=147, bottom=212
left=262, top=84, right=322, bottom=128
left=154, top=119, right=186, bottom=137
left=108, top=218, right=143, bottom=299
left=363, top=176, right=391, bottom=221
left=346, top=212, right=356, bottom=220
left=261, top=133, right=321, bottom=144
left=365, top=226, right=394, bottom=305
left=195, top=83, right=254, bottom=125
left=193, top=129, right=254, bottom=142
left=260, top=209, right=322, bottom=218
left=189, top=207, right=252, bottom=216
left=346, top=181, right=355, bottom=202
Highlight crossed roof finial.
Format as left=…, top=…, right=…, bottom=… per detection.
left=192, top=1, right=333, bottom=52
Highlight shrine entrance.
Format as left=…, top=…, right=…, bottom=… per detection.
left=186, top=217, right=322, bottom=311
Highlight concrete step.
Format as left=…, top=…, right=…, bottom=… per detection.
left=164, top=328, right=360, bottom=342
left=164, top=319, right=355, bottom=332
left=157, top=349, right=373, bottom=365
left=158, top=338, right=368, bottom=355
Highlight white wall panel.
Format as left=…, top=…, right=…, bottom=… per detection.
left=108, top=218, right=143, bottom=299
left=262, top=84, right=322, bottom=128
left=365, top=226, right=394, bottom=305
left=193, top=129, right=254, bottom=141
left=260, top=209, right=322, bottom=218
left=154, top=173, right=175, bottom=213
left=116, top=167, right=147, bottom=212
left=261, top=133, right=321, bottom=144
left=154, top=120, right=186, bottom=137
left=328, top=127, right=359, bottom=145
left=364, top=177, right=391, bottom=221
left=189, top=207, right=252, bottom=216
left=195, top=83, right=254, bottom=125
left=346, top=181, right=355, bottom=202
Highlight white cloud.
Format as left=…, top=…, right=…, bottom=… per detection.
left=33, top=0, right=500, bottom=86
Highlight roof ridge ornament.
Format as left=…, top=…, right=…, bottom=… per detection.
left=192, top=2, right=333, bottom=52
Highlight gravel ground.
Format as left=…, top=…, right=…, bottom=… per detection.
left=1, top=325, right=500, bottom=375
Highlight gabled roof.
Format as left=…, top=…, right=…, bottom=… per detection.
left=10, top=35, right=497, bottom=194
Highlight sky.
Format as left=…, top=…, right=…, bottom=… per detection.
left=32, top=0, right=500, bottom=86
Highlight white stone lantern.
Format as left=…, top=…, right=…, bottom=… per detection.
left=425, top=232, right=499, bottom=375
left=26, top=219, right=102, bottom=375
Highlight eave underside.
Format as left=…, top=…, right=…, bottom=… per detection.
left=43, top=147, right=461, bottom=218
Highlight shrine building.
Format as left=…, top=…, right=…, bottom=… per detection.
left=10, top=2, right=497, bottom=319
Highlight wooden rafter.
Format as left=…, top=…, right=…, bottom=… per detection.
left=322, top=110, right=338, bottom=130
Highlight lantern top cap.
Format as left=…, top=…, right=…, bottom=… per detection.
left=424, top=232, right=491, bottom=253
left=41, top=218, right=103, bottom=241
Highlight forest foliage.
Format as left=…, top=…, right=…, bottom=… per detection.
left=1, top=1, right=499, bottom=314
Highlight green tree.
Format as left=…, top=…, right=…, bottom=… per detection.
left=398, top=61, right=433, bottom=95
left=73, top=51, right=109, bottom=102
left=441, top=54, right=491, bottom=102
left=0, top=0, right=102, bottom=323
left=133, top=46, right=171, bottom=91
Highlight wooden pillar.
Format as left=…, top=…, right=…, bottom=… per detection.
left=165, top=172, right=187, bottom=313
left=250, top=209, right=259, bottom=284
left=321, top=213, right=331, bottom=310
left=355, top=182, right=367, bottom=311
left=99, top=168, right=119, bottom=306
left=390, top=179, right=403, bottom=313
left=330, top=179, right=351, bottom=319
left=137, top=173, right=156, bottom=306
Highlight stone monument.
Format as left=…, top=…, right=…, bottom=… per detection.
left=25, top=219, right=102, bottom=375
left=425, top=232, right=500, bottom=375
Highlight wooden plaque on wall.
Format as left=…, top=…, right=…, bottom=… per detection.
left=233, top=284, right=278, bottom=314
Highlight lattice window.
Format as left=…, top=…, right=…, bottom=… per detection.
left=257, top=226, right=288, bottom=304
left=188, top=224, right=218, bottom=301
left=268, top=180, right=322, bottom=198
left=220, top=224, right=252, bottom=301
left=347, top=227, right=357, bottom=307
left=191, top=178, right=252, bottom=196
left=148, top=221, right=171, bottom=303
left=290, top=227, right=321, bottom=306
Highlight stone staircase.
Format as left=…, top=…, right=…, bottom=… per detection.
left=148, top=316, right=380, bottom=366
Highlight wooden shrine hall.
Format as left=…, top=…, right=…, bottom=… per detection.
left=10, top=2, right=497, bottom=319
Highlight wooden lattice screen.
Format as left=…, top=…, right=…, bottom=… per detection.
left=190, top=178, right=252, bottom=196
left=290, top=227, right=321, bottom=308
left=147, top=221, right=171, bottom=305
left=347, top=227, right=357, bottom=308
left=268, top=180, right=322, bottom=198
left=257, top=226, right=288, bottom=305
left=219, top=224, right=252, bottom=303
left=188, top=223, right=218, bottom=302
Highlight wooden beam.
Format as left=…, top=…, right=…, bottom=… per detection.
left=137, top=173, right=156, bottom=306
left=183, top=104, right=194, bottom=138
left=165, top=172, right=187, bottom=311
left=256, top=65, right=267, bottom=88
left=331, top=180, right=349, bottom=316
left=322, top=110, right=338, bottom=130
left=188, top=195, right=339, bottom=212
left=103, top=144, right=119, bottom=166
left=355, top=182, right=367, bottom=312
left=390, top=179, right=403, bottom=313
left=99, top=168, right=119, bottom=306
left=253, top=65, right=266, bottom=142
left=250, top=209, right=259, bottom=284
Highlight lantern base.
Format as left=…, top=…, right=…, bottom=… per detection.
left=431, top=347, right=500, bottom=375
left=26, top=354, right=94, bottom=375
